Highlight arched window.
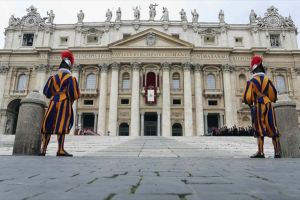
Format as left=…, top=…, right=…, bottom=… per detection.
left=276, top=75, right=286, bottom=94
left=172, top=73, right=180, bottom=90
left=86, top=73, right=96, bottom=89
left=207, top=74, right=216, bottom=89
left=122, top=73, right=130, bottom=90
left=172, top=123, right=183, bottom=136
left=119, top=123, right=129, bottom=136
left=17, top=74, right=27, bottom=91
left=239, top=74, right=247, bottom=90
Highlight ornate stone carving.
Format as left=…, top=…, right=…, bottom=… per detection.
left=34, top=64, right=49, bottom=72
left=161, top=62, right=170, bottom=71
left=179, top=9, right=187, bottom=22
left=46, top=10, right=55, bottom=24
left=183, top=62, right=191, bottom=71
left=98, top=63, right=108, bottom=72
left=146, top=32, right=156, bottom=46
left=160, top=7, right=169, bottom=21
left=115, top=7, right=121, bottom=22
left=194, top=64, right=204, bottom=72
left=133, top=6, right=141, bottom=21
left=72, top=65, right=82, bottom=72
left=295, top=67, right=300, bottom=75
left=219, top=9, right=225, bottom=23
left=191, top=9, right=199, bottom=23
left=0, top=65, right=10, bottom=74
left=111, top=62, right=120, bottom=70
left=149, top=3, right=158, bottom=20
left=132, top=21, right=141, bottom=31
left=198, top=28, right=221, bottom=36
left=222, top=64, right=233, bottom=72
left=77, top=10, right=84, bottom=23
left=131, top=62, right=140, bottom=71
left=105, top=9, right=112, bottom=22
left=249, top=9, right=257, bottom=24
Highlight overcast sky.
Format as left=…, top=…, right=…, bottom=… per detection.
left=0, top=0, right=299, bottom=48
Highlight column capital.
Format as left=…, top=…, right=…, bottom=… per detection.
left=182, top=62, right=191, bottom=71
left=35, top=64, right=49, bottom=72
left=161, top=62, right=170, bottom=71
left=98, top=63, right=109, bottom=72
left=221, top=64, right=233, bottom=72
left=193, top=64, right=204, bottom=72
left=111, top=62, right=120, bottom=70
left=131, top=62, right=141, bottom=71
left=0, top=65, right=10, bottom=74
left=72, top=64, right=82, bottom=72
left=294, top=67, right=300, bottom=75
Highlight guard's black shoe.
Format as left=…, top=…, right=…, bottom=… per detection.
left=250, top=152, right=265, bottom=158
left=38, top=152, right=46, bottom=156
left=56, top=151, right=73, bottom=157
left=274, top=154, right=282, bottom=159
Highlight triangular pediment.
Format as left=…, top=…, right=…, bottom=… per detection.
left=109, top=28, right=193, bottom=49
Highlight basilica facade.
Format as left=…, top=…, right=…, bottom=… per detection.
left=0, top=5, right=300, bottom=136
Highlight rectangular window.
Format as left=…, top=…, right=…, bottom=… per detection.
left=121, top=99, right=129, bottom=105
left=173, top=99, right=181, bottom=105
left=87, top=35, right=98, bottom=44
left=84, top=100, right=94, bottom=105
left=270, top=34, right=280, bottom=47
left=22, top=34, right=34, bottom=46
left=123, top=34, right=131, bottom=39
left=204, top=36, right=215, bottom=44
left=235, top=37, right=243, bottom=46
left=60, top=37, right=69, bottom=46
left=208, top=100, right=218, bottom=106
left=172, top=80, right=180, bottom=90
left=172, top=34, right=180, bottom=39
left=122, top=80, right=130, bottom=90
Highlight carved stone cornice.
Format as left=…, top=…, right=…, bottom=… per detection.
left=72, top=64, right=82, bottom=72
left=111, top=62, right=120, bottom=70
left=295, top=67, right=300, bottom=75
left=131, top=62, right=140, bottom=71
left=193, top=64, right=204, bottom=72
left=98, top=63, right=109, bottom=72
left=221, top=64, right=233, bottom=72
left=0, top=65, right=10, bottom=74
left=161, top=62, right=170, bottom=71
left=183, top=62, right=191, bottom=71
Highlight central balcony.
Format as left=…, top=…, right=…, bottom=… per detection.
left=80, top=89, right=98, bottom=97
left=203, top=89, right=223, bottom=98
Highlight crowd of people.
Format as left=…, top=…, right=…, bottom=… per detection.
left=212, top=125, right=254, bottom=136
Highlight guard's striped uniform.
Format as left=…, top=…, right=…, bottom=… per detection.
left=243, top=72, right=279, bottom=138
left=41, top=69, right=80, bottom=135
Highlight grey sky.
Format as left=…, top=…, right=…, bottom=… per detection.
left=0, top=0, right=299, bottom=48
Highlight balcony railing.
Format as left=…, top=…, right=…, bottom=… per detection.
left=80, top=89, right=98, bottom=97
left=10, top=89, right=28, bottom=96
left=203, top=89, right=223, bottom=97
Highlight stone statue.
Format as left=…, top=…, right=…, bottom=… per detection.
left=285, top=15, right=295, bottom=27
left=133, top=6, right=140, bottom=20
left=257, top=16, right=264, bottom=27
left=77, top=10, right=84, bottom=23
left=46, top=10, right=55, bottom=24
left=219, top=9, right=225, bottom=23
left=179, top=9, right=187, bottom=21
left=8, top=14, right=20, bottom=26
left=191, top=9, right=199, bottom=23
left=149, top=3, right=158, bottom=20
left=249, top=9, right=257, bottom=24
left=116, top=7, right=121, bottom=21
left=160, top=7, right=169, bottom=21
left=105, top=9, right=112, bottom=22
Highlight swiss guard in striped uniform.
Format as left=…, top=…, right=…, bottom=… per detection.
left=243, top=55, right=281, bottom=158
left=39, top=50, right=80, bottom=157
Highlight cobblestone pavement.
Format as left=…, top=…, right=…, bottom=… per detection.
left=0, top=136, right=299, bottom=200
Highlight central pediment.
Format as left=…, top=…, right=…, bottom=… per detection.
left=109, top=28, right=193, bottom=49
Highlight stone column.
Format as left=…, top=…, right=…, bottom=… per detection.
left=34, top=64, right=48, bottom=94
left=194, top=64, right=204, bottom=136
left=157, top=112, right=161, bottom=136
left=183, top=63, right=194, bottom=136
left=94, top=112, right=98, bottom=132
left=70, top=65, right=81, bottom=135
left=0, top=65, right=9, bottom=135
left=130, top=62, right=140, bottom=136
left=108, top=62, right=120, bottom=136
left=274, top=94, right=300, bottom=157
left=13, top=91, right=47, bottom=155
left=140, top=112, right=144, bottom=136
left=295, top=67, right=300, bottom=107
left=204, top=112, right=208, bottom=135
left=222, top=64, right=235, bottom=128
left=97, top=64, right=108, bottom=135
left=78, top=112, right=82, bottom=132
left=162, top=62, right=171, bottom=137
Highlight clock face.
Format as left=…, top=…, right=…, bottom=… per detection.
left=26, top=17, right=36, bottom=26
left=267, top=16, right=280, bottom=27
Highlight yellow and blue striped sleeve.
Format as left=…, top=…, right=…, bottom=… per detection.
left=243, top=80, right=253, bottom=106
left=43, top=76, right=54, bottom=99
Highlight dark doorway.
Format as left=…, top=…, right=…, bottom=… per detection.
left=207, top=114, right=219, bottom=135
left=119, top=123, right=129, bottom=136
left=82, top=113, right=95, bottom=131
left=144, top=112, right=157, bottom=136
left=6, top=99, right=21, bottom=135
left=172, top=123, right=183, bottom=136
